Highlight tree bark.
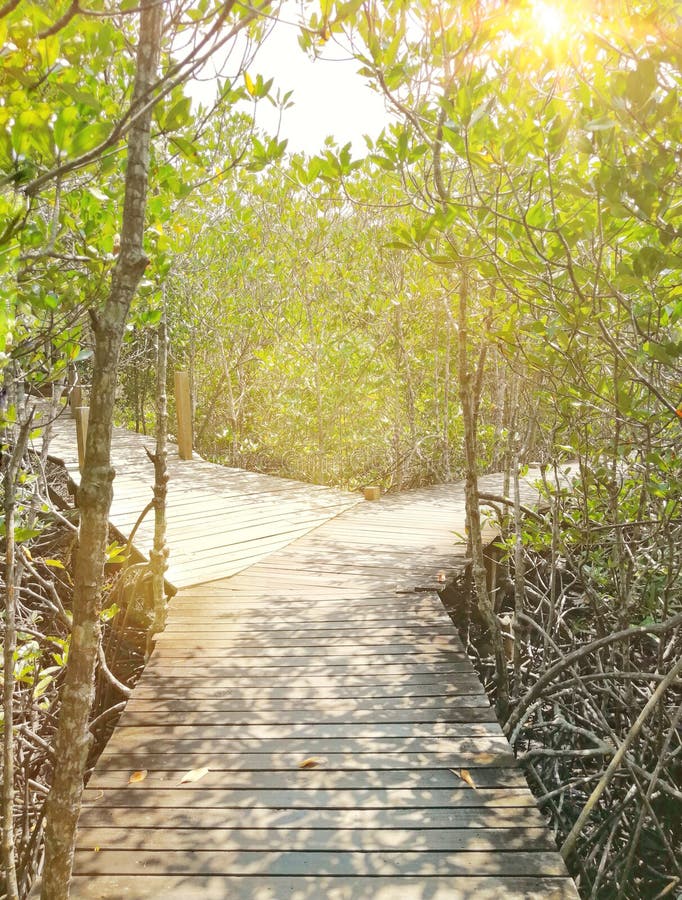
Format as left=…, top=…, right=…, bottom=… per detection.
left=2, top=415, right=33, bottom=900
left=147, top=315, right=169, bottom=656
left=456, top=269, right=509, bottom=715
left=41, top=2, right=163, bottom=896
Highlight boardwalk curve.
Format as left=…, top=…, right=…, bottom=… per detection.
left=42, top=407, right=578, bottom=898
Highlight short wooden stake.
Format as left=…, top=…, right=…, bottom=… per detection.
left=70, top=384, right=82, bottom=415
left=363, top=486, right=381, bottom=501
left=174, top=370, right=193, bottom=461
left=75, top=406, right=89, bottom=473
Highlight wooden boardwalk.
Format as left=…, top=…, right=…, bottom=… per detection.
left=45, top=406, right=358, bottom=587
left=41, top=406, right=578, bottom=898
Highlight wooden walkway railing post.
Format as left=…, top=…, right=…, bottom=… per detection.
left=174, top=370, right=192, bottom=461
left=74, top=406, right=89, bottom=473
left=69, top=384, right=82, bottom=415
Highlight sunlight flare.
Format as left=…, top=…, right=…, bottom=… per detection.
left=530, top=0, right=570, bottom=43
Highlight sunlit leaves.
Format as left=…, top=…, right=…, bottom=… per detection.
left=247, top=136, right=288, bottom=172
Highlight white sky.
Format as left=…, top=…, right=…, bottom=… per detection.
left=187, top=11, right=391, bottom=156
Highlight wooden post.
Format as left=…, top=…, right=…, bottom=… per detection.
left=363, top=486, right=381, bottom=501
left=174, top=370, right=192, bottom=460
left=75, top=406, right=89, bottom=473
left=70, top=384, right=82, bottom=415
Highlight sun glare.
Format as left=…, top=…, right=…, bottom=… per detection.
left=530, top=0, right=570, bottom=44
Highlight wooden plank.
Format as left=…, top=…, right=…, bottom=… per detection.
left=99, top=735, right=509, bottom=756
left=74, top=826, right=554, bottom=852
left=160, top=622, right=459, bottom=637
left=130, top=685, right=489, bottom=701
left=146, top=665, right=474, bottom=680
left=152, top=635, right=463, bottom=649
left=122, top=695, right=488, bottom=711
left=145, top=669, right=473, bottom=684
left=114, top=719, right=501, bottom=739
left=155, top=629, right=468, bottom=645
left=148, top=651, right=468, bottom=667
left=162, top=613, right=455, bottom=629
left=87, top=768, right=524, bottom=791
left=89, top=768, right=525, bottom=793
left=163, top=610, right=449, bottom=623
left=68, top=874, right=578, bottom=899
left=73, top=848, right=568, bottom=877
left=119, top=706, right=498, bottom=725
left=147, top=644, right=465, bottom=658
left=135, top=672, right=483, bottom=688
left=165, top=602, right=445, bottom=618
left=81, top=787, right=539, bottom=809
left=77, top=804, right=547, bottom=830
left=92, top=750, right=516, bottom=773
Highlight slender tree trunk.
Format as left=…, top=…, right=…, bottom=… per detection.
left=147, top=316, right=169, bottom=656
left=304, top=294, right=324, bottom=458
left=41, top=4, right=163, bottom=896
left=216, top=336, right=240, bottom=462
left=39, top=378, right=64, bottom=494
left=511, top=447, right=525, bottom=700
left=442, top=296, right=451, bottom=480
left=456, top=269, right=509, bottom=715
left=2, top=415, right=33, bottom=900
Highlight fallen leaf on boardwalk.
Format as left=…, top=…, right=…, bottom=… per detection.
left=450, top=768, right=477, bottom=789
left=298, top=758, right=320, bottom=769
left=436, top=571, right=447, bottom=583
left=179, top=766, right=210, bottom=784
left=128, top=770, right=147, bottom=784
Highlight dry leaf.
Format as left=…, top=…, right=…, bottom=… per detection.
left=128, top=769, right=147, bottom=784
left=436, top=571, right=447, bottom=583
left=450, top=768, right=477, bottom=789
left=298, top=758, right=320, bottom=769
left=179, top=766, right=210, bottom=784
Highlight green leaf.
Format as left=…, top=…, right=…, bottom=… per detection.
left=164, top=96, right=192, bottom=132
left=71, top=122, right=110, bottom=157
left=14, top=527, right=40, bottom=543
left=526, top=201, right=547, bottom=229
left=584, top=117, right=615, bottom=132
left=33, top=675, right=54, bottom=699
left=626, top=58, right=657, bottom=107
left=170, top=135, right=202, bottom=164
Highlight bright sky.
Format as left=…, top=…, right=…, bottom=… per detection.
left=255, top=20, right=390, bottom=154
left=188, top=11, right=391, bottom=156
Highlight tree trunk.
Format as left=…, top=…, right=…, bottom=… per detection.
left=2, top=414, right=33, bottom=900
left=442, top=295, right=451, bottom=480
left=147, top=315, right=169, bottom=656
left=41, top=3, right=163, bottom=896
left=456, top=269, right=509, bottom=715
left=511, top=447, right=525, bottom=700
left=304, top=293, right=325, bottom=459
